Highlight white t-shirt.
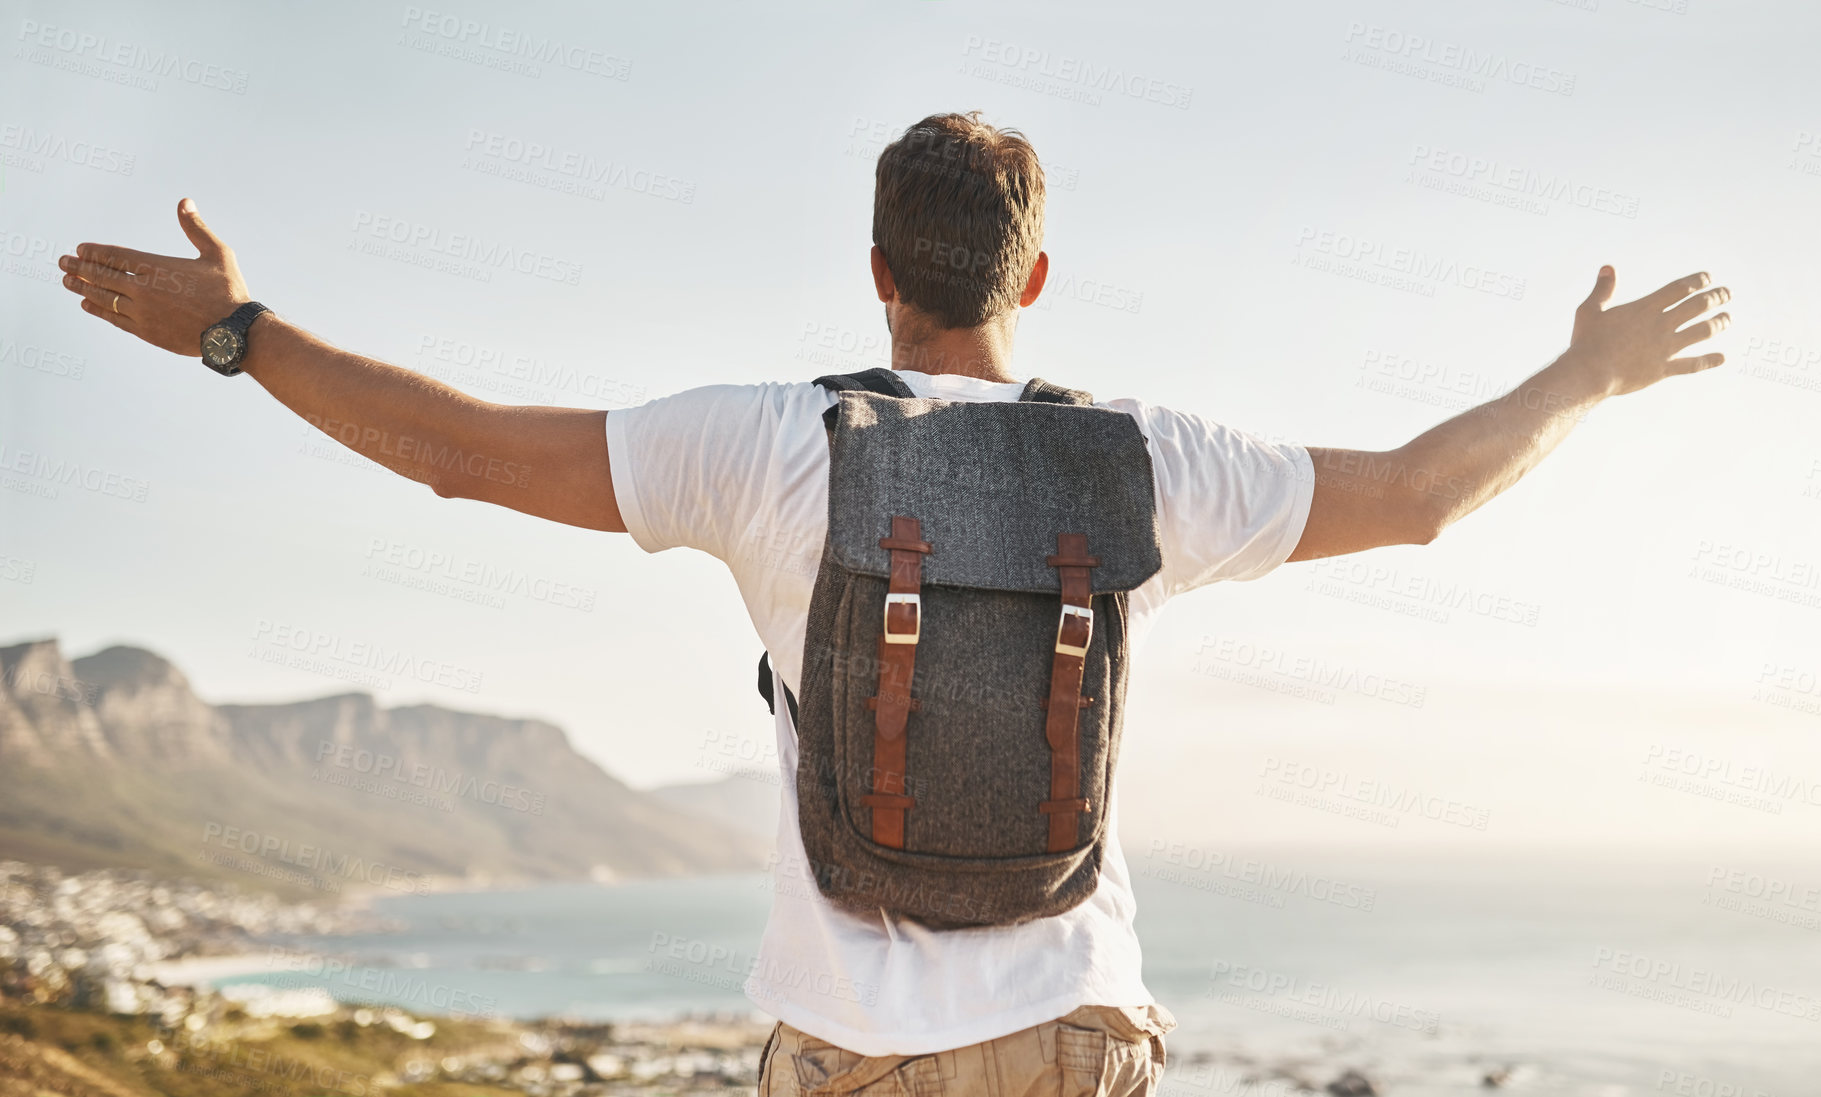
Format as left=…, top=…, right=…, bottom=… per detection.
left=604, top=367, right=1314, bottom=1056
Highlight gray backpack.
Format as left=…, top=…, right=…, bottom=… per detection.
left=758, top=367, right=1161, bottom=929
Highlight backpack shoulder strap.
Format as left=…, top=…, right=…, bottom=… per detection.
left=1019, top=376, right=1094, bottom=405
left=757, top=650, right=798, bottom=726
left=816, top=368, right=1089, bottom=405
left=813, top=368, right=916, bottom=431
left=813, top=367, right=916, bottom=396
left=766, top=371, right=908, bottom=720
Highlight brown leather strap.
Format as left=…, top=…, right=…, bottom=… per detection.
left=870, top=515, right=929, bottom=848
left=1041, top=533, right=1100, bottom=852
left=864, top=696, right=922, bottom=712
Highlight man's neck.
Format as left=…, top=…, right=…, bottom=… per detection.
left=887, top=314, right=1019, bottom=383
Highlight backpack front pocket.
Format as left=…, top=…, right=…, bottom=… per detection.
left=827, top=578, right=1117, bottom=861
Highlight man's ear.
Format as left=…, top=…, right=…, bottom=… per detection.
left=1019, top=251, right=1049, bottom=308
left=870, top=245, right=896, bottom=303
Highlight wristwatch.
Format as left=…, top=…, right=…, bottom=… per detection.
left=199, top=301, right=271, bottom=376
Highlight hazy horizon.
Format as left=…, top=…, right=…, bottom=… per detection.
left=6, top=629, right=1818, bottom=860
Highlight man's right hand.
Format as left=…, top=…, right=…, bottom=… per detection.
left=57, top=197, right=252, bottom=358
left=1564, top=266, right=1732, bottom=398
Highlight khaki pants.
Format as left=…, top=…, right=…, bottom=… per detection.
left=757, top=1002, right=1177, bottom=1096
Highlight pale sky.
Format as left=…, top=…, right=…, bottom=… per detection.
left=4, top=0, right=1819, bottom=854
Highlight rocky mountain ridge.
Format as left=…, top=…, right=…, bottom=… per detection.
left=0, top=637, right=769, bottom=895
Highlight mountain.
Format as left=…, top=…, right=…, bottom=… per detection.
left=0, top=637, right=770, bottom=896
left=650, top=773, right=782, bottom=842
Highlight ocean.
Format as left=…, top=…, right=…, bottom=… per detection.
left=224, top=849, right=1821, bottom=1094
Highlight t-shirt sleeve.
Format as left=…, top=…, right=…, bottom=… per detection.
left=604, top=382, right=793, bottom=560
left=1124, top=399, right=1315, bottom=599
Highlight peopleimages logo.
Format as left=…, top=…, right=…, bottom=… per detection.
left=462, top=129, right=694, bottom=204
left=248, top=619, right=486, bottom=694
left=314, top=741, right=546, bottom=815
left=0, top=337, right=86, bottom=380
left=1207, top=959, right=1440, bottom=1033
left=1304, top=557, right=1542, bottom=627
left=414, top=333, right=646, bottom=407
left=1341, top=21, right=1575, bottom=96
left=14, top=19, right=250, bottom=93
left=398, top=6, right=631, bottom=80
left=1196, top=636, right=1430, bottom=709
left=1640, top=744, right=1821, bottom=811
left=264, top=946, right=500, bottom=1019
left=1257, top=756, right=1489, bottom=830
left=0, top=122, right=136, bottom=176
left=1294, top=226, right=1527, bottom=300
left=0, top=440, right=151, bottom=502
left=301, top=411, right=531, bottom=490
left=349, top=210, right=584, bottom=286
left=1405, top=144, right=1639, bottom=218
left=1591, top=946, right=1821, bottom=1022
left=959, top=36, right=1193, bottom=109
left=200, top=823, right=429, bottom=894
left=362, top=536, right=597, bottom=612
left=1141, top=841, right=1378, bottom=912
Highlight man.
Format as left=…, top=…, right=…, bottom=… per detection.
left=57, top=111, right=1728, bottom=1095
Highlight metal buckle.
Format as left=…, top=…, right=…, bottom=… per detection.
left=1055, top=603, right=1093, bottom=657
left=883, top=592, right=921, bottom=645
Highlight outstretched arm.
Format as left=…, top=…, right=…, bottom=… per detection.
left=1287, top=267, right=1732, bottom=562
left=57, top=198, right=626, bottom=532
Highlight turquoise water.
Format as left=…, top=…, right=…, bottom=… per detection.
left=228, top=851, right=1821, bottom=1094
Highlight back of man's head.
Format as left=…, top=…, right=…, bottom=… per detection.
left=873, top=111, right=1046, bottom=332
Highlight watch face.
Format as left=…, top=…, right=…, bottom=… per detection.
left=202, top=326, right=242, bottom=367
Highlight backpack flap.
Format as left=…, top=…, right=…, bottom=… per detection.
left=823, top=392, right=1162, bottom=595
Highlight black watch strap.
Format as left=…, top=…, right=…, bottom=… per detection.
left=225, top=301, right=270, bottom=334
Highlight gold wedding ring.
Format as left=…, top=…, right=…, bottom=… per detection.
left=111, top=293, right=120, bottom=313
